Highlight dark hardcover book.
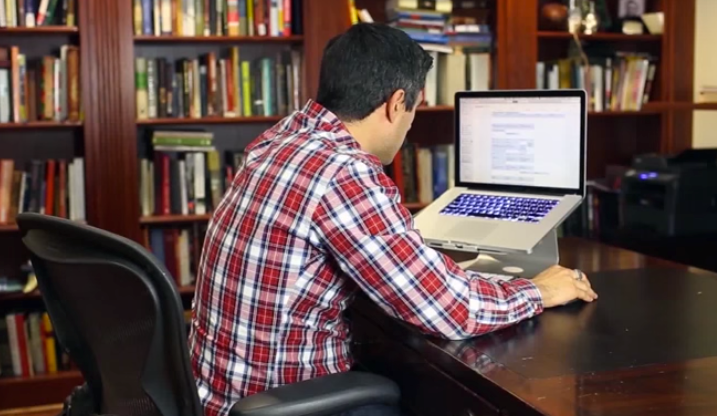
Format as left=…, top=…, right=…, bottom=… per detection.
left=168, top=154, right=182, bottom=214
left=182, top=60, right=191, bottom=118
left=209, top=0, right=217, bottom=35
left=158, top=58, right=167, bottom=118
left=199, top=63, right=208, bottom=117
left=166, top=60, right=175, bottom=117
left=291, top=0, right=302, bottom=34
left=175, top=67, right=184, bottom=118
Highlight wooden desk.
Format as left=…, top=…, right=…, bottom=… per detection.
left=349, top=237, right=717, bottom=416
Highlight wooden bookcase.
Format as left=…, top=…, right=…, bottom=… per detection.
left=0, top=0, right=707, bottom=412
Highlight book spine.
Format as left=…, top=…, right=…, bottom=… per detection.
left=135, top=58, right=148, bottom=120
left=140, top=0, right=152, bottom=34
left=147, top=58, right=157, bottom=118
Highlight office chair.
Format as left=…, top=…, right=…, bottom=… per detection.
left=16, top=213, right=400, bottom=416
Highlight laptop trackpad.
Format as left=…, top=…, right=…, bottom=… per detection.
left=449, top=223, right=497, bottom=244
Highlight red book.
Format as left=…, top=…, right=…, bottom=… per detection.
left=45, top=160, right=56, bottom=216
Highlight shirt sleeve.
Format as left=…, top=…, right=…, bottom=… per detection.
left=311, top=160, right=544, bottom=340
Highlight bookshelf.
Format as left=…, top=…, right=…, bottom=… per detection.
left=0, top=0, right=706, bottom=413
left=134, top=34, right=305, bottom=43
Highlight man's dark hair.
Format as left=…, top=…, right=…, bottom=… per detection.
left=315, top=23, right=434, bottom=122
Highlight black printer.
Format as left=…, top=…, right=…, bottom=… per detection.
left=621, top=148, right=717, bottom=236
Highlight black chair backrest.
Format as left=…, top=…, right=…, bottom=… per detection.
left=16, top=213, right=202, bottom=416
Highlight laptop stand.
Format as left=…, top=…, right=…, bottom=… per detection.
left=459, top=229, right=560, bottom=279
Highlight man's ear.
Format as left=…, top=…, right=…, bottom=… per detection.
left=385, top=89, right=407, bottom=123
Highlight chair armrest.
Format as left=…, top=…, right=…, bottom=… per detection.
left=229, top=371, right=400, bottom=416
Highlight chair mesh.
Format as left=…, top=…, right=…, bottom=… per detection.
left=47, top=260, right=162, bottom=416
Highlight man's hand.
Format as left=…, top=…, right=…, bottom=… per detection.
left=532, top=265, right=598, bottom=308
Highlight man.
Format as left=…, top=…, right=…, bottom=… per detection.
left=189, top=23, right=598, bottom=416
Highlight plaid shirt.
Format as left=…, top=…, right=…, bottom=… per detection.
left=188, top=100, right=544, bottom=416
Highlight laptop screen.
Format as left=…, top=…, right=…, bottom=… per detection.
left=456, top=93, right=584, bottom=195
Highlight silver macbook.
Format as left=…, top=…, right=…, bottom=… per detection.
left=414, top=89, right=587, bottom=254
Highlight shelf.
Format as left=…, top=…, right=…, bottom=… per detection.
left=137, top=116, right=283, bottom=125
left=588, top=109, right=662, bottom=116
left=134, top=35, right=304, bottom=44
left=0, top=290, right=40, bottom=302
left=0, top=223, right=19, bottom=232
left=140, top=214, right=212, bottom=224
left=0, top=26, right=79, bottom=35
left=0, top=121, right=82, bottom=130
left=142, top=203, right=429, bottom=225
left=667, top=102, right=717, bottom=110
left=404, top=202, right=429, bottom=210
left=537, top=31, right=662, bottom=41
left=417, top=105, right=453, bottom=112
left=0, top=370, right=83, bottom=410
left=179, top=285, right=196, bottom=296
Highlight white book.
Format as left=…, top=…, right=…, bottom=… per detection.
left=536, top=62, right=545, bottom=89
left=178, top=230, right=192, bottom=285
left=36, top=0, right=50, bottom=25
left=193, top=153, right=206, bottom=215
left=0, top=68, right=10, bottom=123
left=0, top=0, right=6, bottom=27
left=5, top=0, right=16, bottom=27
left=153, top=0, right=160, bottom=35
left=468, top=53, right=490, bottom=91
left=185, top=0, right=195, bottom=36
left=147, top=59, right=157, bottom=118
left=178, top=159, right=188, bottom=215
left=423, top=50, right=438, bottom=106
left=60, top=46, right=68, bottom=121
left=192, top=59, right=201, bottom=118
left=161, top=0, right=172, bottom=34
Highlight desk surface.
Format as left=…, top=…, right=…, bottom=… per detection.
left=352, top=237, right=717, bottom=416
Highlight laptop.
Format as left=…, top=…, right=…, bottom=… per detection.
left=414, top=89, right=587, bottom=254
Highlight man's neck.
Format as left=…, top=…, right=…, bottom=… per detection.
left=343, top=117, right=381, bottom=157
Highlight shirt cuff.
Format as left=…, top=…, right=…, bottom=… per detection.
left=506, top=277, right=544, bottom=313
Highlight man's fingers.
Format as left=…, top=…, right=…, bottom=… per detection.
left=579, top=272, right=592, bottom=289
left=576, top=287, right=597, bottom=302
left=575, top=280, right=598, bottom=301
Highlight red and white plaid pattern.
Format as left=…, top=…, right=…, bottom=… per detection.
left=189, top=100, right=544, bottom=416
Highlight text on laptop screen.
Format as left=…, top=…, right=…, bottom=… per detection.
left=458, top=96, right=582, bottom=190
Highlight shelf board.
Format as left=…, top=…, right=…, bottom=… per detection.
left=0, top=121, right=82, bottom=130
left=0, top=370, right=82, bottom=387
left=0, top=290, right=41, bottom=302
left=404, top=202, right=428, bottom=210
left=0, top=223, right=19, bottom=232
left=0, top=370, right=83, bottom=410
left=417, top=105, right=453, bottom=112
left=137, top=116, right=283, bottom=125
left=537, top=31, right=662, bottom=41
left=588, top=109, right=662, bottom=116
left=666, top=102, right=717, bottom=110
left=0, top=26, right=78, bottom=35
left=142, top=203, right=429, bottom=225
left=179, top=285, right=196, bottom=296
left=140, top=214, right=212, bottom=224
left=134, top=35, right=304, bottom=44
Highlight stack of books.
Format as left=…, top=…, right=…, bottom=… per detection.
left=385, top=0, right=494, bottom=106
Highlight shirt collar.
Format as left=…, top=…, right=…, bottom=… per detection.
left=299, top=99, right=384, bottom=168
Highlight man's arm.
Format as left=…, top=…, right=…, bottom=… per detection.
left=311, top=160, right=544, bottom=340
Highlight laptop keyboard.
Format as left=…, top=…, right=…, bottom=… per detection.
left=439, top=193, right=559, bottom=223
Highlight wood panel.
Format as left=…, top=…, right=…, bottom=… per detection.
left=78, top=0, right=141, bottom=241
left=663, top=0, right=696, bottom=153
left=0, top=372, right=82, bottom=411
left=498, top=0, right=538, bottom=89
left=302, top=0, right=352, bottom=101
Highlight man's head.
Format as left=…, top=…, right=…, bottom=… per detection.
left=316, top=23, right=433, bottom=164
